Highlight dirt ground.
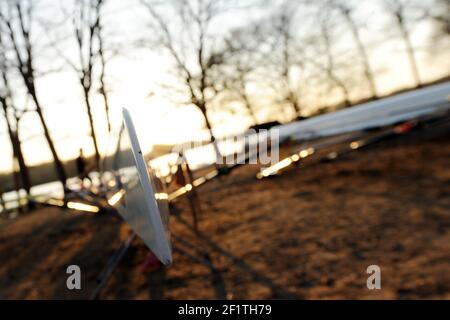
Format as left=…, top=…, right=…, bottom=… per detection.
left=1, top=124, right=449, bottom=300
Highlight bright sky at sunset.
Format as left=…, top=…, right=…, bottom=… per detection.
left=0, top=0, right=449, bottom=174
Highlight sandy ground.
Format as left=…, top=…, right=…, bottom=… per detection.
left=1, top=123, right=449, bottom=300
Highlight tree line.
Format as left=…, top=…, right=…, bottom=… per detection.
left=0, top=0, right=448, bottom=208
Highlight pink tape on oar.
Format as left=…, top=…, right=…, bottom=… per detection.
left=141, top=253, right=162, bottom=273
left=394, top=121, right=415, bottom=134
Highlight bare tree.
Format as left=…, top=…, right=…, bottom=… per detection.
left=0, top=0, right=68, bottom=187
left=383, top=0, right=422, bottom=87
left=52, top=0, right=114, bottom=147
left=0, top=32, right=32, bottom=205
left=218, top=26, right=265, bottom=125
left=330, top=0, right=379, bottom=99
left=65, top=0, right=105, bottom=167
left=271, top=2, right=303, bottom=118
left=240, top=2, right=304, bottom=121
left=216, top=62, right=259, bottom=124
left=324, top=27, right=350, bottom=106
left=96, top=7, right=112, bottom=133
left=141, top=0, right=240, bottom=161
left=307, top=8, right=351, bottom=107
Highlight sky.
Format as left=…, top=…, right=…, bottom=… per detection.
left=0, top=0, right=449, bottom=174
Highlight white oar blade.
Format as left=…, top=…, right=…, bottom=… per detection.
left=101, top=108, right=172, bottom=265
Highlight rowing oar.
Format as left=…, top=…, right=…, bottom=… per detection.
left=90, top=232, right=136, bottom=300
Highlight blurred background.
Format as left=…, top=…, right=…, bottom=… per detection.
left=0, top=0, right=449, bottom=299
left=1, top=0, right=449, bottom=201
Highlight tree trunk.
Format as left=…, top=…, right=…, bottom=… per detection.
left=322, top=27, right=351, bottom=107
left=340, top=86, right=351, bottom=107
left=341, top=9, right=378, bottom=99
left=246, top=103, right=258, bottom=125
left=12, top=133, right=35, bottom=210
left=11, top=132, right=32, bottom=199
left=292, top=99, right=301, bottom=117
left=201, top=109, right=222, bottom=165
left=11, top=159, right=22, bottom=212
left=331, top=74, right=351, bottom=107
left=242, top=92, right=258, bottom=125
left=288, top=91, right=301, bottom=118
left=100, top=84, right=111, bottom=133
left=1, top=101, right=32, bottom=209
left=9, top=130, right=31, bottom=194
left=82, top=87, right=101, bottom=168
left=399, top=23, right=421, bottom=87
left=1, top=70, right=32, bottom=209
left=284, top=75, right=301, bottom=119
left=6, top=140, right=23, bottom=213
left=99, top=45, right=112, bottom=132
left=29, top=89, right=68, bottom=187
